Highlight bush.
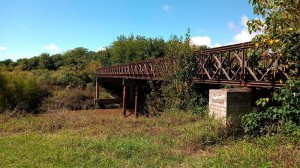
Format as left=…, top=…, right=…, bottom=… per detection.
left=0, top=72, right=47, bottom=113
left=145, top=30, right=209, bottom=115
left=242, top=80, right=300, bottom=136
left=145, top=81, right=165, bottom=116
left=42, top=86, right=95, bottom=110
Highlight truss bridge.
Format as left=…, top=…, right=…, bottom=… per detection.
left=95, top=42, right=290, bottom=117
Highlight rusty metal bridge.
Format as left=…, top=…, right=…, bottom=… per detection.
left=95, top=42, right=289, bottom=117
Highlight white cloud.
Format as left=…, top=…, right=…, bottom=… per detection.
left=0, top=46, right=7, bottom=51
left=191, top=36, right=221, bottom=48
left=234, top=29, right=255, bottom=43
left=97, top=47, right=106, bottom=51
left=191, top=36, right=211, bottom=46
left=213, top=43, right=221, bottom=47
left=231, top=15, right=258, bottom=43
left=44, top=44, right=60, bottom=52
left=241, top=15, right=248, bottom=27
left=163, top=4, right=171, bottom=13
left=191, top=15, right=261, bottom=48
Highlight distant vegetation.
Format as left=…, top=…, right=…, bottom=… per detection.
left=0, top=35, right=195, bottom=88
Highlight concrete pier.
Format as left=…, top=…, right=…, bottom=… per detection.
left=209, top=89, right=252, bottom=124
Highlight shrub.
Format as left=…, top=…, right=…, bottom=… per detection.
left=145, top=30, right=209, bottom=115
left=145, top=81, right=165, bottom=116
left=42, top=86, right=95, bottom=110
left=0, top=72, right=47, bottom=113
left=242, top=80, right=300, bottom=136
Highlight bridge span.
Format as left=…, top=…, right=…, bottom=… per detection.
left=95, top=42, right=289, bottom=117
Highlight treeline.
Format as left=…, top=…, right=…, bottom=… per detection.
left=0, top=35, right=206, bottom=87
left=1, top=48, right=98, bottom=87
left=0, top=35, right=177, bottom=87
left=0, top=34, right=205, bottom=113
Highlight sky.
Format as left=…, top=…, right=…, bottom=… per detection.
left=0, top=0, right=258, bottom=61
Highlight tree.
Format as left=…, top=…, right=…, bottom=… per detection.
left=0, top=59, right=14, bottom=71
left=38, top=53, right=55, bottom=70
left=51, top=54, right=64, bottom=70
left=242, top=0, right=300, bottom=135
left=98, top=35, right=166, bottom=66
left=248, top=0, right=300, bottom=78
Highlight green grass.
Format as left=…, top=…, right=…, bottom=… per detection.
left=0, top=110, right=299, bottom=167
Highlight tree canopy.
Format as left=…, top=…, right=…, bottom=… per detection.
left=248, top=0, right=300, bottom=78
left=242, top=0, right=300, bottom=135
left=0, top=34, right=200, bottom=87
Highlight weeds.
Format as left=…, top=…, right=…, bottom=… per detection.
left=0, top=109, right=299, bottom=167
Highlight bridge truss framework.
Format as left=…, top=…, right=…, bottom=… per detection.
left=96, top=42, right=290, bottom=116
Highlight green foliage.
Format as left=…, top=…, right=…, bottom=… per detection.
left=0, top=59, right=16, bottom=71
left=159, top=30, right=208, bottom=112
left=145, top=81, right=165, bottom=116
left=242, top=80, right=300, bottom=135
left=96, top=35, right=166, bottom=66
left=0, top=47, right=98, bottom=88
left=203, top=135, right=299, bottom=168
left=248, top=0, right=300, bottom=78
left=0, top=72, right=47, bottom=113
left=245, top=0, right=300, bottom=136
left=0, top=36, right=167, bottom=89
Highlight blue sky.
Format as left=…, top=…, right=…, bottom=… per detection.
left=0, top=0, right=257, bottom=61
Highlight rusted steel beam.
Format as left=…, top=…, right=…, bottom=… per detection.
left=97, top=75, right=160, bottom=81
left=192, top=79, right=284, bottom=88
left=195, top=42, right=254, bottom=54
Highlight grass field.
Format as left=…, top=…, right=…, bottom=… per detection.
left=0, top=109, right=299, bottom=167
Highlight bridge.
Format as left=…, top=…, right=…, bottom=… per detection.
left=95, top=42, right=289, bottom=117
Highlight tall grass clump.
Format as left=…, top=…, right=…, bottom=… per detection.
left=0, top=72, right=47, bottom=113
left=42, top=86, right=96, bottom=110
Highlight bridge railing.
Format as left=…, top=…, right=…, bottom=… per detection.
left=97, top=42, right=289, bottom=88
left=97, top=57, right=178, bottom=80
left=193, top=42, right=288, bottom=87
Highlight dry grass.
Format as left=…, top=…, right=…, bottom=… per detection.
left=0, top=109, right=299, bottom=167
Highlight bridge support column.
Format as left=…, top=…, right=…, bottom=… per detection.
left=122, top=80, right=127, bottom=118
left=209, top=89, right=252, bottom=125
left=134, top=83, right=139, bottom=118
left=129, top=86, right=134, bottom=104
left=94, top=78, right=100, bottom=106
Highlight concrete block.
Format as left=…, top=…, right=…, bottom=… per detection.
left=209, top=88, right=252, bottom=124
